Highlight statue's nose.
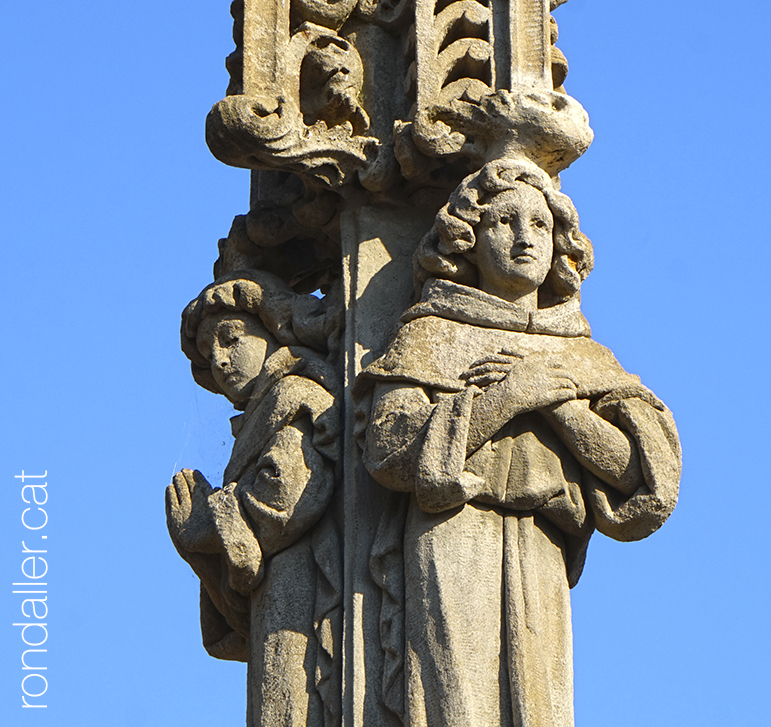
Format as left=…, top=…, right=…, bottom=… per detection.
left=212, top=349, right=230, bottom=370
left=512, top=224, right=533, bottom=247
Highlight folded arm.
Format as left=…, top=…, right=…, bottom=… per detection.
left=540, top=399, right=643, bottom=495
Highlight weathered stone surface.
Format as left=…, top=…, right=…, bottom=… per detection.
left=167, top=273, right=343, bottom=725
left=167, top=3, right=680, bottom=726
left=354, top=159, right=679, bottom=725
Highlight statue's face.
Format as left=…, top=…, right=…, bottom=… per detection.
left=472, top=183, right=554, bottom=302
left=196, top=311, right=272, bottom=403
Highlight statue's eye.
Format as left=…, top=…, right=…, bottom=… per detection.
left=532, top=218, right=548, bottom=230
left=499, top=215, right=510, bottom=225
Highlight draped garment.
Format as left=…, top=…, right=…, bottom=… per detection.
left=357, top=280, right=680, bottom=727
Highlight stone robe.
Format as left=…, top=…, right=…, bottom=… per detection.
left=177, top=347, right=342, bottom=727
left=357, top=279, right=680, bottom=727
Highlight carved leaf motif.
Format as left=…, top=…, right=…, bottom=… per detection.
left=226, top=0, right=245, bottom=95
left=397, top=0, right=592, bottom=180
left=438, top=40, right=492, bottom=93
left=549, top=16, right=568, bottom=90
left=426, top=0, right=494, bottom=105
left=434, top=2, right=491, bottom=54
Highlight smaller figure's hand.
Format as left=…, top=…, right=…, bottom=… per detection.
left=461, top=349, right=524, bottom=389
left=500, top=352, right=578, bottom=411
left=166, top=469, right=218, bottom=553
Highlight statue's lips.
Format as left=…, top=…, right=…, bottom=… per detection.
left=220, top=371, right=244, bottom=389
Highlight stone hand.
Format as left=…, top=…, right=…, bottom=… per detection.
left=499, top=352, right=578, bottom=412
left=461, top=349, right=524, bottom=388
left=166, top=468, right=219, bottom=553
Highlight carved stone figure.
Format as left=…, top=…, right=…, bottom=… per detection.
left=168, top=2, right=681, bottom=724
left=356, top=159, right=680, bottom=726
left=166, top=272, right=342, bottom=726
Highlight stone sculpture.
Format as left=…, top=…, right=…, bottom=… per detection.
left=167, top=2, right=681, bottom=725
left=356, top=159, right=679, bottom=725
left=167, top=272, right=342, bottom=725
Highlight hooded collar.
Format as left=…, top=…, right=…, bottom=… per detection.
left=230, top=346, right=339, bottom=438
left=402, top=278, right=591, bottom=338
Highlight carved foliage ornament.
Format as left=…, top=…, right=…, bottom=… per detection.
left=207, top=0, right=591, bottom=189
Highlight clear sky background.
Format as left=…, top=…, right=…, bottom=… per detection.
left=1, top=1, right=768, bottom=725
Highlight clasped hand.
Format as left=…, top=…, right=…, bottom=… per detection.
left=166, top=468, right=219, bottom=553
left=460, top=349, right=578, bottom=412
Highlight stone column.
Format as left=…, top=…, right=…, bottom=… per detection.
left=165, top=1, right=680, bottom=725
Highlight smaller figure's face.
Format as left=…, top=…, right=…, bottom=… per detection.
left=196, top=312, right=273, bottom=403
left=472, top=183, right=554, bottom=302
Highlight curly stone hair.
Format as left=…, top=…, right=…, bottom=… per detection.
left=414, top=159, right=594, bottom=305
left=180, top=271, right=328, bottom=395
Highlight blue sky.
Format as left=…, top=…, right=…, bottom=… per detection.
left=1, top=1, right=769, bottom=725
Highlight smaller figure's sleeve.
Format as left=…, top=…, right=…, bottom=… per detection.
left=208, top=376, right=338, bottom=598
left=584, top=391, right=681, bottom=541
left=199, top=582, right=249, bottom=662
left=237, top=414, right=336, bottom=558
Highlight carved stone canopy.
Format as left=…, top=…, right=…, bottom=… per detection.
left=206, top=0, right=592, bottom=193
